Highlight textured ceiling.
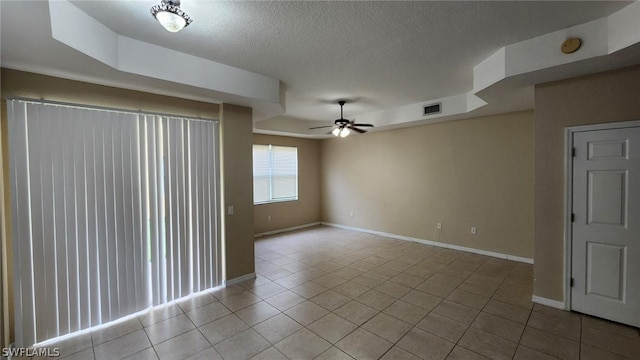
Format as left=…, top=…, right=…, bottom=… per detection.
left=1, top=1, right=636, bottom=134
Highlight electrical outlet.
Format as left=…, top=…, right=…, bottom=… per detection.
left=471, top=227, right=477, bottom=235
left=437, top=223, right=442, bottom=230
left=267, top=215, right=271, bottom=222
left=350, top=211, right=354, bottom=217
left=227, top=206, right=234, bottom=215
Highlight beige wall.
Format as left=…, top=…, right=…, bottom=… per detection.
left=0, top=68, right=256, bottom=343
left=321, top=111, right=535, bottom=259
left=221, top=104, right=255, bottom=279
left=253, top=134, right=321, bottom=234
left=534, top=65, right=640, bottom=302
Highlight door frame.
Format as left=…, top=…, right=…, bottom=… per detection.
left=563, top=119, right=640, bottom=311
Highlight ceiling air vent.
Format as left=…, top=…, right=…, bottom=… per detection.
left=423, top=103, right=441, bottom=116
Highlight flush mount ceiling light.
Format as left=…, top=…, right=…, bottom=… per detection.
left=151, top=0, right=193, bottom=33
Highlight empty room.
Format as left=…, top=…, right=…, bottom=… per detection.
left=1, top=1, right=639, bottom=360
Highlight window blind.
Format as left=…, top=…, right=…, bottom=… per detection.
left=252, top=145, right=298, bottom=204
left=7, top=99, right=221, bottom=347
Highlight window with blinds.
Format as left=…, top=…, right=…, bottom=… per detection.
left=7, top=99, right=221, bottom=347
left=253, top=145, right=298, bottom=204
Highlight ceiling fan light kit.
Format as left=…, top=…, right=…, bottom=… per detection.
left=309, top=100, right=374, bottom=138
left=151, top=0, right=193, bottom=33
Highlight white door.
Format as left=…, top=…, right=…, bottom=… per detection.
left=571, top=126, right=640, bottom=327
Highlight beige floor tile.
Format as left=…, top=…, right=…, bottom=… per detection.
left=248, top=282, right=287, bottom=299
left=481, top=299, right=530, bottom=324
left=433, top=300, right=480, bottom=325
left=429, top=273, right=466, bottom=287
left=457, top=281, right=498, bottom=298
left=91, top=317, right=143, bottom=346
left=580, top=343, right=634, bottom=360
left=93, top=329, right=150, bottom=360
left=401, top=289, right=443, bottom=310
left=144, top=314, right=195, bottom=345
left=284, top=300, right=329, bottom=325
left=310, top=290, right=352, bottom=311
left=389, top=273, right=424, bottom=288
left=273, top=273, right=309, bottom=289
left=214, top=329, right=270, bottom=360
left=313, top=274, right=349, bottom=288
left=234, top=301, right=280, bottom=326
left=526, top=309, right=580, bottom=341
left=491, top=284, right=533, bottom=309
left=370, top=265, right=401, bottom=279
left=513, top=345, right=562, bottom=360
left=519, top=326, right=579, bottom=360
left=177, top=292, right=219, bottom=312
left=307, top=313, right=357, bottom=344
left=383, top=300, right=430, bottom=325
left=582, top=315, right=640, bottom=340
left=336, top=328, right=393, bottom=360
left=290, top=282, right=329, bottom=299
left=139, top=303, right=183, bottom=327
left=362, top=312, right=413, bottom=343
left=446, top=346, right=490, bottom=360
left=447, top=346, right=489, bottom=360
left=351, top=273, right=387, bottom=288
left=252, top=313, right=303, bottom=344
left=58, top=347, right=95, bottom=360
left=275, top=328, right=331, bottom=360
left=417, top=312, right=468, bottom=343
left=446, top=289, right=489, bottom=310
left=265, top=290, right=306, bottom=311
left=219, top=291, right=261, bottom=312
left=331, top=266, right=364, bottom=280
left=581, top=325, right=640, bottom=359
left=334, top=300, right=379, bottom=325
left=458, top=327, right=517, bottom=360
left=416, top=280, right=458, bottom=298
left=183, top=347, right=223, bottom=360
left=123, top=348, right=159, bottom=360
left=210, top=285, right=246, bottom=301
left=154, top=329, right=210, bottom=360
left=45, top=332, right=93, bottom=358
left=471, top=312, right=524, bottom=343
left=333, top=281, right=370, bottom=298
left=397, top=327, right=455, bottom=360
left=374, top=281, right=412, bottom=298
left=249, top=347, right=288, bottom=360
left=314, top=346, right=355, bottom=360
left=185, top=301, right=231, bottom=326
left=355, top=290, right=397, bottom=310
left=199, top=314, right=249, bottom=345
left=380, top=346, right=421, bottom=360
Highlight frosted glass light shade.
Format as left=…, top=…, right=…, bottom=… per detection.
left=156, top=11, right=187, bottom=32
left=340, top=128, right=350, bottom=137
left=332, top=128, right=341, bottom=136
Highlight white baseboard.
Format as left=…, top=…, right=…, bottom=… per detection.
left=255, top=222, right=321, bottom=238
left=224, top=272, right=256, bottom=286
left=321, top=222, right=534, bottom=265
left=532, top=295, right=566, bottom=310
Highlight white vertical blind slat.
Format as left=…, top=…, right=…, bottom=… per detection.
left=8, top=100, right=221, bottom=347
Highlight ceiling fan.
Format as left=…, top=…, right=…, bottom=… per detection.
left=309, top=100, right=374, bottom=137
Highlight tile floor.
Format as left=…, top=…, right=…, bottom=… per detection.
left=34, top=226, right=639, bottom=360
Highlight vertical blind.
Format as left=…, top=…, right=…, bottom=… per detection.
left=252, top=145, right=298, bottom=203
left=7, top=99, right=221, bottom=347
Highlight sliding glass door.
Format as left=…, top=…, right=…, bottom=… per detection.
left=7, top=99, right=221, bottom=347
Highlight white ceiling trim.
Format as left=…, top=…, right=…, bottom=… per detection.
left=38, top=1, right=640, bottom=137
left=48, top=0, right=284, bottom=117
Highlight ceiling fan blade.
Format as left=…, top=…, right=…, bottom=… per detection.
left=352, top=123, right=374, bottom=127
left=347, top=126, right=366, bottom=134
left=309, top=125, right=335, bottom=129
